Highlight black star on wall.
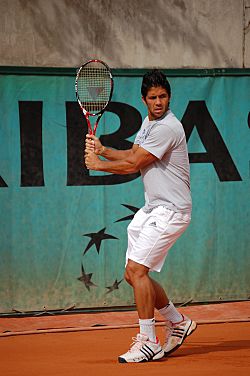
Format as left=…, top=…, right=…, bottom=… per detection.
left=77, top=264, right=97, bottom=291
left=83, top=227, right=118, bottom=255
left=115, top=204, right=139, bottom=223
left=105, top=279, right=123, bottom=294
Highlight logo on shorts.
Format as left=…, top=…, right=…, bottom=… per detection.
left=148, top=221, right=157, bottom=227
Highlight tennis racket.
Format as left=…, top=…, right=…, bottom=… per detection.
left=75, top=59, right=113, bottom=135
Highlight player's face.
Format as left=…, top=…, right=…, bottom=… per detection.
left=142, top=86, right=170, bottom=120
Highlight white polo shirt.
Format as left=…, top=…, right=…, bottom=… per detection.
left=134, top=110, right=192, bottom=214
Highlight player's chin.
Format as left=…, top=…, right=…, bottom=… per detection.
left=153, top=111, right=164, bottom=119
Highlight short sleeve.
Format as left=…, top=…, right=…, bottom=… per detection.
left=140, top=123, right=178, bottom=159
left=134, top=130, right=141, bottom=145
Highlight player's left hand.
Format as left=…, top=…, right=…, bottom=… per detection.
left=85, top=150, right=100, bottom=170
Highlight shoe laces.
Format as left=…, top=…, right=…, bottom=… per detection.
left=165, top=321, right=174, bottom=340
left=129, top=334, right=148, bottom=352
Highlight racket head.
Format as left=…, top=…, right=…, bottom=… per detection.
left=75, top=59, right=113, bottom=116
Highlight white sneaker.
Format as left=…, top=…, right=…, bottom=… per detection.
left=118, top=333, right=164, bottom=363
left=163, top=315, right=197, bottom=356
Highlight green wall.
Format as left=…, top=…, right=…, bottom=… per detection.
left=0, top=68, right=250, bottom=314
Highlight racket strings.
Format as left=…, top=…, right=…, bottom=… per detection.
left=77, top=64, right=112, bottom=114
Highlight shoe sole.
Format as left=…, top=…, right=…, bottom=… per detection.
left=164, top=320, right=197, bottom=357
left=118, top=349, right=165, bottom=363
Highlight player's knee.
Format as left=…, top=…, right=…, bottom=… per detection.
left=124, top=270, right=132, bottom=285
left=125, top=261, right=148, bottom=285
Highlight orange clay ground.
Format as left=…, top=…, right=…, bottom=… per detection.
left=0, top=301, right=249, bottom=376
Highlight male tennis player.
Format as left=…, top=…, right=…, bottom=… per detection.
left=85, top=70, right=196, bottom=363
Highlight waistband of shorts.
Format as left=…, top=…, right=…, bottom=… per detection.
left=142, top=204, right=192, bottom=216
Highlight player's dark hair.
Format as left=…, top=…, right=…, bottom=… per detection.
left=141, top=69, right=171, bottom=99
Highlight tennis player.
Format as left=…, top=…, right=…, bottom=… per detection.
left=85, top=70, right=196, bottom=363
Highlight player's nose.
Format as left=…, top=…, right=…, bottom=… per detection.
left=155, top=97, right=162, bottom=106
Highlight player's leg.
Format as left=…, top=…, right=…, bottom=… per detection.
left=125, top=260, right=155, bottom=319
left=125, top=267, right=183, bottom=323
left=119, top=260, right=164, bottom=363
left=120, top=206, right=196, bottom=361
left=129, top=206, right=196, bottom=357
left=145, top=209, right=197, bottom=356
left=149, top=276, right=196, bottom=355
left=149, top=276, right=169, bottom=309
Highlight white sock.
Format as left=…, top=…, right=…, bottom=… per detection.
left=139, top=318, right=156, bottom=342
left=158, top=301, right=183, bottom=323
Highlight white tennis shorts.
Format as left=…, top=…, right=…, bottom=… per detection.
left=126, top=206, right=191, bottom=272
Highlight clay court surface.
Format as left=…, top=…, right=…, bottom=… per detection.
left=0, top=302, right=249, bottom=376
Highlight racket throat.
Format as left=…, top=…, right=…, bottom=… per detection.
left=85, top=113, right=101, bottom=136
left=93, top=115, right=101, bottom=135
left=85, top=114, right=93, bottom=135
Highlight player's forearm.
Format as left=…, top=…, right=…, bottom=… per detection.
left=100, top=146, right=132, bottom=161
left=94, top=157, right=139, bottom=175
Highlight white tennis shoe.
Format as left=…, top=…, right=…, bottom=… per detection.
left=163, top=315, right=197, bottom=356
left=118, top=333, right=164, bottom=363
